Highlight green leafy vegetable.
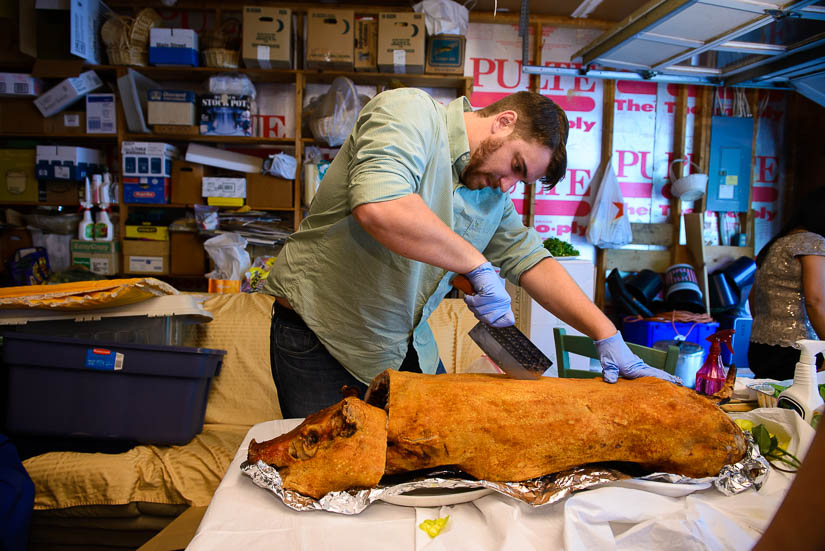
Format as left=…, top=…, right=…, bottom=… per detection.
left=737, top=421, right=802, bottom=472
left=543, top=237, right=580, bottom=257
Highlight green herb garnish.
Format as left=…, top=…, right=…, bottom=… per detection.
left=543, top=237, right=580, bottom=257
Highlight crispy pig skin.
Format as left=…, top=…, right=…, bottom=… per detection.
left=247, top=397, right=387, bottom=498
left=364, top=370, right=747, bottom=481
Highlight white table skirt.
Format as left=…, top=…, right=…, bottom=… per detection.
left=187, top=409, right=813, bottom=551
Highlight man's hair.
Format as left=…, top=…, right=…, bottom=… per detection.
left=475, top=91, right=569, bottom=190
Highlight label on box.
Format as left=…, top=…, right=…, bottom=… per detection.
left=63, top=113, right=80, bottom=127
left=129, top=256, right=165, bottom=273
left=87, top=93, right=116, bottom=134
left=199, top=95, right=253, bottom=136
left=202, top=177, right=246, bottom=197
left=393, top=50, right=406, bottom=73
left=85, top=347, right=124, bottom=371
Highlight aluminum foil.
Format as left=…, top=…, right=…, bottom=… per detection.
left=240, top=434, right=769, bottom=515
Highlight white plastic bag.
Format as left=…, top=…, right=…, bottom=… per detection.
left=586, top=158, right=633, bottom=248
left=306, top=77, right=362, bottom=147
left=204, top=232, right=251, bottom=281
left=263, top=153, right=297, bottom=179
left=413, top=0, right=470, bottom=36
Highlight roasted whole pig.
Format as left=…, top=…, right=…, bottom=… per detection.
left=248, top=371, right=746, bottom=498
left=363, top=370, right=746, bottom=481
left=247, top=397, right=387, bottom=498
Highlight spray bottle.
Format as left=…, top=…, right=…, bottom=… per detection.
left=695, top=329, right=735, bottom=396
left=77, top=176, right=94, bottom=241
left=777, top=339, right=825, bottom=428
left=94, top=184, right=114, bottom=241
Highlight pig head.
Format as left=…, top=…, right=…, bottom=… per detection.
left=247, top=396, right=387, bottom=499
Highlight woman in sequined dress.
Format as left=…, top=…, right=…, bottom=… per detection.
left=748, top=187, right=825, bottom=380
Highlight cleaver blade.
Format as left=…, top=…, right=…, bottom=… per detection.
left=451, top=274, right=552, bottom=379
left=468, top=322, right=552, bottom=380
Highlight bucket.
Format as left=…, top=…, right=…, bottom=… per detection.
left=653, top=339, right=705, bottom=389
left=664, top=264, right=705, bottom=313
left=625, top=269, right=663, bottom=311
left=709, top=271, right=737, bottom=309
left=723, top=256, right=756, bottom=294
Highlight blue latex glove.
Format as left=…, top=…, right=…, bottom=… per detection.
left=463, top=262, right=515, bottom=328
left=595, top=332, right=682, bottom=385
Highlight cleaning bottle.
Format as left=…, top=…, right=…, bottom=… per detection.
left=695, top=329, right=735, bottom=396
left=777, top=339, right=825, bottom=428
left=78, top=177, right=95, bottom=241
left=94, top=184, right=114, bottom=241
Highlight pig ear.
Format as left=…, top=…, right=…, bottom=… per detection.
left=340, top=385, right=362, bottom=399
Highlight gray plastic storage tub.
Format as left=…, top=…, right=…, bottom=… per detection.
left=1, top=332, right=225, bottom=445
left=0, top=294, right=213, bottom=346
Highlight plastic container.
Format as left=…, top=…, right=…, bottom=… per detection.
left=0, top=294, right=212, bottom=346
left=622, top=317, right=719, bottom=358
left=653, top=339, right=705, bottom=389
left=1, top=332, right=225, bottom=445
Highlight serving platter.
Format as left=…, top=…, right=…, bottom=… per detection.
left=379, top=487, right=493, bottom=507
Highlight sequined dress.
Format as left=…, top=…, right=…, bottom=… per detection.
left=749, top=231, right=825, bottom=346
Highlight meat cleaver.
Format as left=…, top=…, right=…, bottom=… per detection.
left=452, top=275, right=552, bottom=380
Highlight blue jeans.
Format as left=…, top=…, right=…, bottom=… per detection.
left=270, top=302, right=445, bottom=419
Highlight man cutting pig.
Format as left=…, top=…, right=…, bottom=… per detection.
left=262, top=89, right=680, bottom=418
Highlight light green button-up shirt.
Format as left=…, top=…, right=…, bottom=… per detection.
left=262, top=88, right=549, bottom=383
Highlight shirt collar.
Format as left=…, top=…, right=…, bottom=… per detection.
left=447, top=96, right=472, bottom=180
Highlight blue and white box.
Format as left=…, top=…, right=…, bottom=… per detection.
left=147, top=89, right=197, bottom=126
left=35, top=145, right=103, bottom=181
left=34, top=70, right=103, bottom=117
left=123, top=176, right=170, bottom=204
left=86, top=93, right=116, bottom=134
left=121, top=141, right=179, bottom=179
left=149, top=28, right=199, bottom=67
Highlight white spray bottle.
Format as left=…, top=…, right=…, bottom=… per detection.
left=78, top=177, right=95, bottom=241
left=94, top=184, right=114, bottom=241
left=777, top=339, right=825, bottom=428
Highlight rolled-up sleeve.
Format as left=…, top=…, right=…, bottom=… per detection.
left=347, top=91, right=439, bottom=209
left=484, top=198, right=550, bottom=286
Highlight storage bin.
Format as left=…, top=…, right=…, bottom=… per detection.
left=0, top=294, right=212, bottom=346
left=1, top=332, right=225, bottom=445
left=621, top=317, right=720, bottom=359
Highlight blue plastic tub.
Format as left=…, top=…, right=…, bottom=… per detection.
left=621, top=318, right=720, bottom=359
left=1, top=332, right=224, bottom=445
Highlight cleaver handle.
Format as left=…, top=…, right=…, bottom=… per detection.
left=451, top=274, right=475, bottom=296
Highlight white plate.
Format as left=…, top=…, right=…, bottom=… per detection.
left=380, top=487, right=493, bottom=507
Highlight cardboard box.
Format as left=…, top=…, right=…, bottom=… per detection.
left=0, top=73, right=43, bottom=97
left=46, top=111, right=85, bottom=135
left=34, top=70, right=103, bottom=117
left=86, top=93, right=117, bottom=134
left=242, top=6, right=292, bottom=69
left=246, top=173, right=293, bottom=209
left=0, top=101, right=45, bottom=134
left=35, top=145, right=103, bottom=181
left=148, top=89, right=196, bottom=126
left=305, top=10, right=354, bottom=70
left=125, top=222, right=169, bottom=241
left=202, top=177, right=246, bottom=198
left=41, top=180, right=80, bottom=204
left=0, top=149, right=37, bottom=203
left=170, top=231, right=206, bottom=275
left=378, top=12, right=425, bottom=74
left=426, top=34, right=466, bottom=74
left=199, top=94, right=253, bottom=137
left=123, top=176, right=170, bottom=204
left=354, top=17, right=378, bottom=72
left=149, top=28, right=199, bottom=67
left=171, top=160, right=206, bottom=205
left=122, top=141, right=179, bottom=178
left=70, top=239, right=120, bottom=275
left=123, top=239, right=170, bottom=275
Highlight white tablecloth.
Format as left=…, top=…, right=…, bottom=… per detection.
left=187, top=409, right=815, bottom=551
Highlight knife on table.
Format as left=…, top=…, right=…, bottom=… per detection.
left=451, top=275, right=552, bottom=380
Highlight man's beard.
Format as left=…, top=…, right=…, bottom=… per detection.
left=460, top=136, right=506, bottom=189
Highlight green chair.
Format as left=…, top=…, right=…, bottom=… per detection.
left=553, top=327, right=679, bottom=379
